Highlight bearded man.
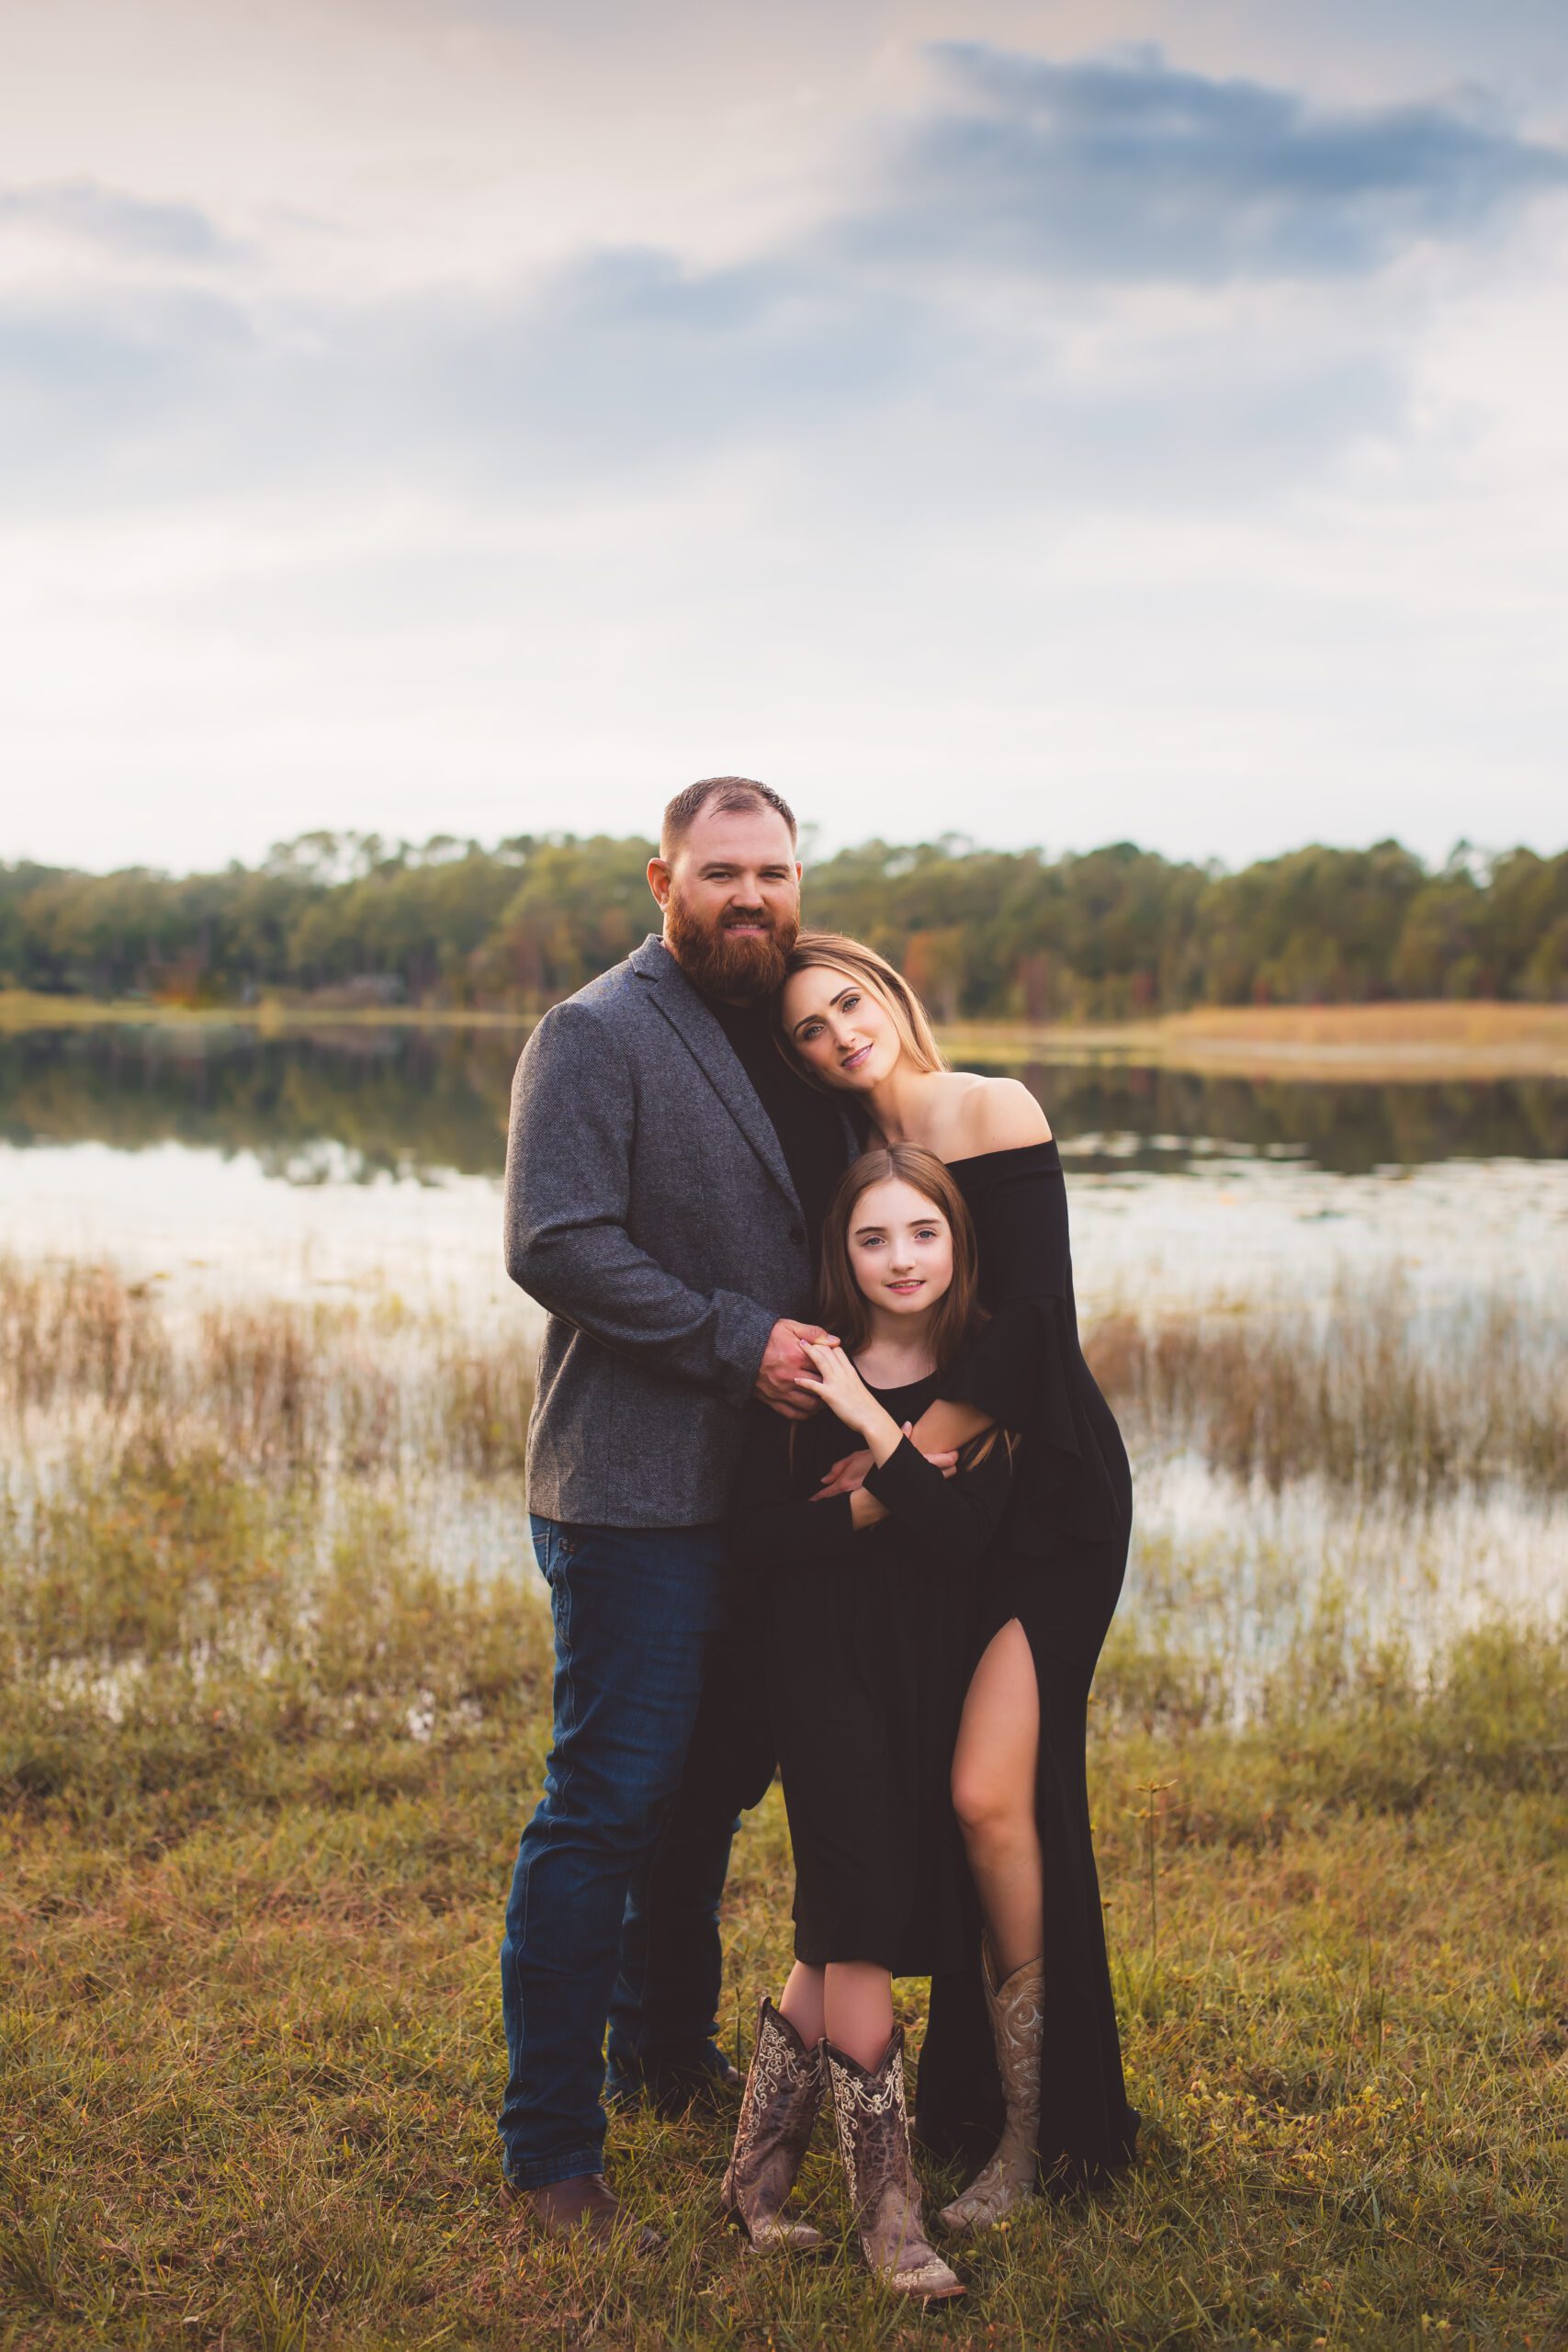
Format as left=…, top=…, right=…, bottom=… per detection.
left=498, top=776, right=858, bottom=2244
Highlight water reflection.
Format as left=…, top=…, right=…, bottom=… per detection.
left=8, top=1025, right=1568, bottom=1185
left=1, top=1023, right=1565, bottom=1182
left=0, top=1023, right=523, bottom=1183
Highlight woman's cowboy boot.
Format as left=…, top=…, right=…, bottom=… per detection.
left=720, top=1998, right=827, bottom=2252
left=825, top=2029, right=964, bottom=2300
left=937, top=1946, right=1044, bottom=2233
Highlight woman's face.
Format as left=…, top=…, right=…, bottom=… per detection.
left=780, top=964, right=903, bottom=1091
left=845, top=1177, right=954, bottom=1316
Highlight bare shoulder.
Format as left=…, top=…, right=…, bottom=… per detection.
left=931, top=1071, right=1051, bottom=1158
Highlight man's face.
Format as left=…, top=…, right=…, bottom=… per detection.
left=648, top=803, right=802, bottom=1000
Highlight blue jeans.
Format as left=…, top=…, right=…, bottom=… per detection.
left=606, top=1570, right=776, bottom=2097
left=498, top=1514, right=734, bottom=2188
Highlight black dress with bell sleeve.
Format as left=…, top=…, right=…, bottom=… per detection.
left=731, top=1366, right=1013, bottom=1976
left=915, top=1140, right=1141, bottom=2192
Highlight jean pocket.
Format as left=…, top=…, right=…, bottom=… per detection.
left=529, top=1516, right=570, bottom=1582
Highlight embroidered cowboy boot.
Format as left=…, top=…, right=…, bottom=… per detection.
left=825, top=2027, right=964, bottom=2300
left=720, top=1997, right=826, bottom=2252
left=937, top=1944, right=1044, bottom=2233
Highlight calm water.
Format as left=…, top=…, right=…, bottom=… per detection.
left=2, top=1022, right=1565, bottom=1317
left=3, top=1021, right=1566, bottom=1180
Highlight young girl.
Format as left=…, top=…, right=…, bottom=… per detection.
left=720, top=1144, right=1016, bottom=2302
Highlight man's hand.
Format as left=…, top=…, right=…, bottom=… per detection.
left=754, top=1319, right=839, bottom=1419
left=812, top=1438, right=960, bottom=1498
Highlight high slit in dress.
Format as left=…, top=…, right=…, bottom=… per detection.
left=913, top=1140, right=1140, bottom=2193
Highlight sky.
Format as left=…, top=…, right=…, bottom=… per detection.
left=2, top=0, right=1566, bottom=876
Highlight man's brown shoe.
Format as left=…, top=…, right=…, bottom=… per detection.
left=512, top=2171, right=662, bottom=2256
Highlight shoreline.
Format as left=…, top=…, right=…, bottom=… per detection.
left=1, top=990, right=1565, bottom=1080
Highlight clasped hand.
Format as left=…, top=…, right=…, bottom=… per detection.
left=787, top=1340, right=962, bottom=1496
left=754, top=1318, right=840, bottom=1420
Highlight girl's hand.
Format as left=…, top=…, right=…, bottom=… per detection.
left=814, top=1446, right=872, bottom=1498
left=792, top=1339, right=885, bottom=1437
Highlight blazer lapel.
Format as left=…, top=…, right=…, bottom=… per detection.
left=631, top=935, right=800, bottom=1208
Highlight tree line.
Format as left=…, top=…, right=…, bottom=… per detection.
left=1, top=831, right=1564, bottom=1020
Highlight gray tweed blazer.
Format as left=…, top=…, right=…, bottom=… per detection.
left=504, top=934, right=855, bottom=1528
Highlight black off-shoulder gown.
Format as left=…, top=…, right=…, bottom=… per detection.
left=731, top=1371, right=1013, bottom=1976
left=914, top=1140, right=1140, bottom=2191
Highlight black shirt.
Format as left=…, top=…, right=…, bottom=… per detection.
left=704, top=994, right=855, bottom=1262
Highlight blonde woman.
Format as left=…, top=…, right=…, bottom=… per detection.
left=772, top=933, right=1138, bottom=2222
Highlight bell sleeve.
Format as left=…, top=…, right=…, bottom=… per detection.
left=944, top=1158, right=1081, bottom=1458
left=942, top=1154, right=1123, bottom=1544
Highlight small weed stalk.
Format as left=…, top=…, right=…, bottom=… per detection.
left=1131, top=1774, right=1178, bottom=1955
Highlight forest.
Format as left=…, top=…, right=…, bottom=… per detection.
left=2, top=830, right=1564, bottom=1020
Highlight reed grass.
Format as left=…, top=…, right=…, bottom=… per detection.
left=0, top=1257, right=534, bottom=1485
left=5, top=1256, right=1563, bottom=1508
left=1089, top=1278, right=1568, bottom=1501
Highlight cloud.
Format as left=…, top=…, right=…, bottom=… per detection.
left=1, top=44, right=1562, bottom=521
left=0, top=180, right=246, bottom=265
left=0, top=243, right=1406, bottom=524
left=857, top=41, right=1568, bottom=281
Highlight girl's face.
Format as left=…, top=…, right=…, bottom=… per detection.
left=780, top=964, right=903, bottom=1091
left=845, top=1177, right=953, bottom=1317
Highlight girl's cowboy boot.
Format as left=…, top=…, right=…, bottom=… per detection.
left=721, top=1997, right=826, bottom=2252
left=825, top=2028, right=964, bottom=2300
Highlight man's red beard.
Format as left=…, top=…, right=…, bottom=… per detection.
left=665, top=887, right=799, bottom=1001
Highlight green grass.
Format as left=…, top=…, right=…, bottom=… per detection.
left=3, top=1420, right=1564, bottom=2351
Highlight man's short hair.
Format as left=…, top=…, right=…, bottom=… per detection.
left=660, top=776, right=798, bottom=857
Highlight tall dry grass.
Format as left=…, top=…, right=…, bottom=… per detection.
left=0, top=1255, right=534, bottom=1483
left=1089, top=1277, right=1567, bottom=1500
left=6, top=1253, right=1563, bottom=1510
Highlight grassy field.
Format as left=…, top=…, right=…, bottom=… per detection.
left=4, top=989, right=1565, bottom=1080
left=3, top=1262, right=1565, bottom=2350
left=940, top=1001, right=1568, bottom=1081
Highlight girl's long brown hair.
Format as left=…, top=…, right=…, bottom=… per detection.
left=804, top=1144, right=1014, bottom=1476
left=818, top=1143, right=979, bottom=1370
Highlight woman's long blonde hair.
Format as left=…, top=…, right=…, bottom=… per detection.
left=773, top=933, right=948, bottom=1084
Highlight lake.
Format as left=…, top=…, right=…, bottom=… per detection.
left=2, top=1020, right=1565, bottom=1310
left=3, top=1019, right=1563, bottom=1702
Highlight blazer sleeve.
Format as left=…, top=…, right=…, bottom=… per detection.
left=863, top=1432, right=1014, bottom=1572
left=728, top=1411, right=863, bottom=1571
left=503, top=1000, right=776, bottom=1402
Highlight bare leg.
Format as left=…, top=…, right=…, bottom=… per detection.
left=823, top=1962, right=896, bottom=2070
left=777, top=1962, right=826, bottom=2046
left=951, top=1619, right=1043, bottom=1976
